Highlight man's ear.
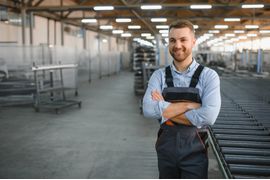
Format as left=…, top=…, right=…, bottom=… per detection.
left=192, top=38, right=197, bottom=47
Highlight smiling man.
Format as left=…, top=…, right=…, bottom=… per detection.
left=143, top=20, right=221, bottom=178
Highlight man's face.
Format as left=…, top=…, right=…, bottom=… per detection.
left=168, top=27, right=196, bottom=63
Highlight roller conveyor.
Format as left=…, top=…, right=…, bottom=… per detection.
left=218, top=140, right=270, bottom=149
left=212, top=124, right=264, bottom=130
left=221, top=147, right=270, bottom=156
left=208, top=78, right=270, bottom=179
left=224, top=155, right=270, bottom=165
left=229, top=164, right=270, bottom=176
left=212, top=129, right=269, bottom=135
left=215, top=134, right=270, bottom=142
left=215, top=121, right=258, bottom=125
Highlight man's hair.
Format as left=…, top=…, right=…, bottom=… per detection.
left=169, top=19, right=195, bottom=35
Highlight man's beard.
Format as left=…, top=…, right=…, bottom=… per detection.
left=170, top=48, right=191, bottom=62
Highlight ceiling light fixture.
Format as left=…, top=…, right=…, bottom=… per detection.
left=141, top=33, right=151, bottom=37
left=215, top=25, right=228, bottom=29
left=234, top=30, right=245, bottom=33
left=156, top=25, right=169, bottom=29
left=208, top=30, right=220, bottom=33
left=247, top=34, right=257, bottom=37
left=159, top=30, right=169, bottom=34
left=241, top=4, right=264, bottom=9
left=224, top=18, right=241, bottom=22
left=146, top=36, right=155, bottom=40
left=116, top=18, right=131, bottom=23
left=100, top=25, right=113, bottom=30
left=93, top=6, right=114, bottom=11
left=239, top=36, right=247, bottom=39
left=161, top=34, right=168, bottom=37
left=141, top=5, right=162, bottom=10
left=193, top=25, right=199, bottom=29
left=260, top=30, right=270, bottom=34
left=121, top=33, right=132, bottom=37
left=245, top=25, right=259, bottom=29
left=112, top=30, right=123, bottom=34
left=81, top=19, right=97, bottom=23
left=225, top=33, right=235, bottom=37
left=128, top=25, right=141, bottom=29
left=151, top=18, right=167, bottom=22
left=190, top=5, right=212, bottom=9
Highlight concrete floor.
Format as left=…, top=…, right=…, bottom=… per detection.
left=0, top=71, right=223, bottom=178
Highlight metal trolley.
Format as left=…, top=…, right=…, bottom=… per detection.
left=32, top=63, right=81, bottom=113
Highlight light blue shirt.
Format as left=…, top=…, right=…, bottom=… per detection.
left=142, top=59, right=221, bottom=128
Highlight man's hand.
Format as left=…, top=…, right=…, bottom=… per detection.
left=171, top=114, right=192, bottom=126
left=151, top=90, right=164, bottom=101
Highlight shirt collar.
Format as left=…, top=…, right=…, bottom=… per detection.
left=171, top=58, right=198, bottom=74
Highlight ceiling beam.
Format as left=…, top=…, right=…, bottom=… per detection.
left=33, top=0, right=44, bottom=7
left=67, top=15, right=270, bottom=21
left=25, top=3, right=270, bottom=12
left=120, top=0, right=156, bottom=34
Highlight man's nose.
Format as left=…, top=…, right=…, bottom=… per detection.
left=174, top=40, right=181, bottom=48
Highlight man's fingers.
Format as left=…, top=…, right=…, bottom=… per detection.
left=151, top=90, right=164, bottom=101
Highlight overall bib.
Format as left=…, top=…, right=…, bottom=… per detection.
left=156, top=65, right=208, bottom=179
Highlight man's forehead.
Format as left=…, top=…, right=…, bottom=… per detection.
left=169, top=28, right=194, bottom=38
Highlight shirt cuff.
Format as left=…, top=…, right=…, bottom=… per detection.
left=185, top=110, right=202, bottom=128
left=155, top=100, right=170, bottom=124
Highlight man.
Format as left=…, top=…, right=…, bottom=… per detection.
left=143, top=20, right=221, bottom=178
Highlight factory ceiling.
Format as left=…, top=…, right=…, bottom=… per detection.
left=1, top=0, right=270, bottom=43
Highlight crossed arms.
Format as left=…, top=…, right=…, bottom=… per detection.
left=143, top=69, right=221, bottom=128
left=151, top=90, right=200, bottom=126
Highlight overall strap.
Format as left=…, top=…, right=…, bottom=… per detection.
left=165, top=66, right=174, bottom=87
left=189, top=64, right=204, bottom=88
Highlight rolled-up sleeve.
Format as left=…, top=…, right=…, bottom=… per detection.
left=143, top=70, right=170, bottom=121
left=185, top=70, right=221, bottom=128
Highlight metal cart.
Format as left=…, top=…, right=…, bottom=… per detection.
left=32, top=63, right=81, bottom=113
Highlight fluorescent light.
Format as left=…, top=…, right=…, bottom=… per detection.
left=146, top=36, right=155, bottom=40
left=128, top=25, right=141, bottom=29
left=260, top=30, right=270, bottom=34
left=102, top=39, right=108, bottom=43
left=112, top=30, right=123, bottom=34
left=100, top=25, right=113, bottom=30
left=159, top=30, right=169, bottom=34
left=156, top=25, right=169, bottom=29
left=204, top=33, right=213, bottom=37
left=245, top=25, right=259, bottom=29
left=208, top=30, right=220, bottom=33
left=93, top=6, right=114, bottom=11
left=241, top=4, right=264, bottom=9
left=151, top=18, right=167, bottom=22
left=247, top=34, right=257, bottom=37
left=215, top=25, right=228, bottom=29
left=234, top=30, right=245, bottom=33
left=81, top=19, right=97, bottom=23
left=231, top=38, right=239, bottom=42
left=141, top=5, right=162, bottom=10
left=239, top=36, right=247, bottom=39
left=224, top=18, right=240, bottom=22
left=193, top=25, right=199, bottom=29
left=161, top=34, right=168, bottom=37
left=225, top=40, right=233, bottom=43
left=190, top=5, right=212, bottom=9
left=225, top=33, right=235, bottom=37
left=141, top=33, right=151, bottom=37
left=116, top=18, right=131, bottom=23
left=121, top=33, right=132, bottom=37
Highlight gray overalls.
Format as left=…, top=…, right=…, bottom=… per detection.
left=156, top=64, right=208, bottom=179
